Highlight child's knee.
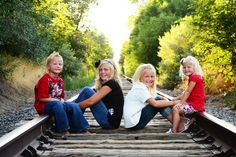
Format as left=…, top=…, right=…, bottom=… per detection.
left=82, top=87, right=95, bottom=95
left=83, top=86, right=93, bottom=92
left=173, top=105, right=183, bottom=115
left=53, top=101, right=64, bottom=109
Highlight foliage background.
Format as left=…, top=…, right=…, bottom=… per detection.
left=0, top=0, right=112, bottom=89
left=0, top=0, right=235, bottom=108
left=121, top=0, right=236, bottom=95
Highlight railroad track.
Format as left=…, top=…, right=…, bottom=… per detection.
left=0, top=77, right=235, bottom=157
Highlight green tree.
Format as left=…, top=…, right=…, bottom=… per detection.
left=66, top=0, right=98, bottom=30
left=158, top=17, right=194, bottom=88
left=57, top=43, right=80, bottom=78
left=192, top=0, right=236, bottom=70
left=86, top=30, right=112, bottom=67
left=72, top=30, right=112, bottom=70
left=0, top=0, right=50, bottom=60
left=158, top=14, right=236, bottom=91
left=34, top=0, right=75, bottom=44
left=189, top=0, right=236, bottom=91
left=0, top=0, right=111, bottom=81
left=121, top=0, right=193, bottom=75
left=121, top=41, right=140, bottom=76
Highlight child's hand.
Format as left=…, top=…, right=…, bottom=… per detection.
left=163, top=97, right=169, bottom=101
left=172, top=97, right=179, bottom=101
left=174, top=103, right=183, bottom=111
left=173, top=100, right=181, bottom=106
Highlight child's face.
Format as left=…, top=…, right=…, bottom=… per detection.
left=99, top=63, right=113, bottom=82
left=140, top=69, right=155, bottom=88
left=182, top=61, right=194, bottom=76
left=47, top=56, right=63, bottom=75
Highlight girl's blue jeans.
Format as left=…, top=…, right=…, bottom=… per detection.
left=44, top=101, right=89, bottom=133
left=75, top=87, right=112, bottom=129
left=129, top=105, right=172, bottom=130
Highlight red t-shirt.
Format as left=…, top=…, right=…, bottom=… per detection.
left=34, top=73, right=64, bottom=115
left=186, top=74, right=205, bottom=111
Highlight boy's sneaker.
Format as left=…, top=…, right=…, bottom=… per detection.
left=166, top=128, right=173, bottom=134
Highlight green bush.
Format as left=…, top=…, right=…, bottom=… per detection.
left=64, top=68, right=95, bottom=91
left=0, top=53, right=17, bottom=80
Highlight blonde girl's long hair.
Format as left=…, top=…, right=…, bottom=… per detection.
left=132, top=63, right=157, bottom=94
left=94, top=59, right=122, bottom=90
left=179, top=56, right=203, bottom=80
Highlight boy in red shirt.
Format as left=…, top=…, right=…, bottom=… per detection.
left=34, top=52, right=89, bottom=138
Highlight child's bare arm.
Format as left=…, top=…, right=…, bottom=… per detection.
left=180, top=81, right=196, bottom=103
left=39, top=98, right=61, bottom=102
left=147, top=98, right=179, bottom=108
left=172, top=95, right=182, bottom=101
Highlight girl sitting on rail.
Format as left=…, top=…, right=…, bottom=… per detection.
left=123, top=63, right=179, bottom=130
left=169, top=56, right=206, bottom=134
left=75, top=59, right=124, bottom=129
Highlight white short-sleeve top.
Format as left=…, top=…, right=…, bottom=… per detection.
left=123, top=82, right=156, bottom=128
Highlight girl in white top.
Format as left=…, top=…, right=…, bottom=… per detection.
left=123, top=64, right=179, bottom=129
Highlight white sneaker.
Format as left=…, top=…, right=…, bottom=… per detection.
left=178, top=117, right=195, bottom=132
left=166, top=128, right=173, bottom=134
left=183, top=118, right=195, bottom=131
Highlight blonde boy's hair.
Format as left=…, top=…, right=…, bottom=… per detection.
left=179, top=56, right=203, bottom=79
left=132, top=63, right=157, bottom=94
left=94, top=59, right=122, bottom=90
left=46, top=51, right=63, bottom=65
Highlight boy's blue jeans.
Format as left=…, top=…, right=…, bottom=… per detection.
left=44, top=101, right=89, bottom=133
left=129, top=105, right=172, bottom=130
left=75, top=87, right=112, bottom=129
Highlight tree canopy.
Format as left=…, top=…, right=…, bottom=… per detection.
left=121, top=0, right=236, bottom=92
left=0, top=0, right=112, bottom=79
left=121, top=0, right=192, bottom=76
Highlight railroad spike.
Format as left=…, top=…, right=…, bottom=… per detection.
left=44, top=130, right=54, bottom=139
left=192, top=130, right=207, bottom=138
left=36, top=142, right=53, bottom=151
left=37, top=135, right=54, bottom=144
left=194, top=136, right=215, bottom=144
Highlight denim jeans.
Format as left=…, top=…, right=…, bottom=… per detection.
left=44, top=101, right=89, bottom=133
left=129, top=105, right=172, bottom=130
left=75, top=87, right=112, bottom=129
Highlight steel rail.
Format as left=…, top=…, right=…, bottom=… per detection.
left=0, top=94, right=78, bottom=156
left=0, top=94, right=79, bottom=156
left=0, top=115, right=49, bottom=157
left=195, top=112, right=236, bottom=151
left=156, top=89, right=236, bottom=154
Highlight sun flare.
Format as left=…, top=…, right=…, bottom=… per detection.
left=86, top=0, right=137, bottom=64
